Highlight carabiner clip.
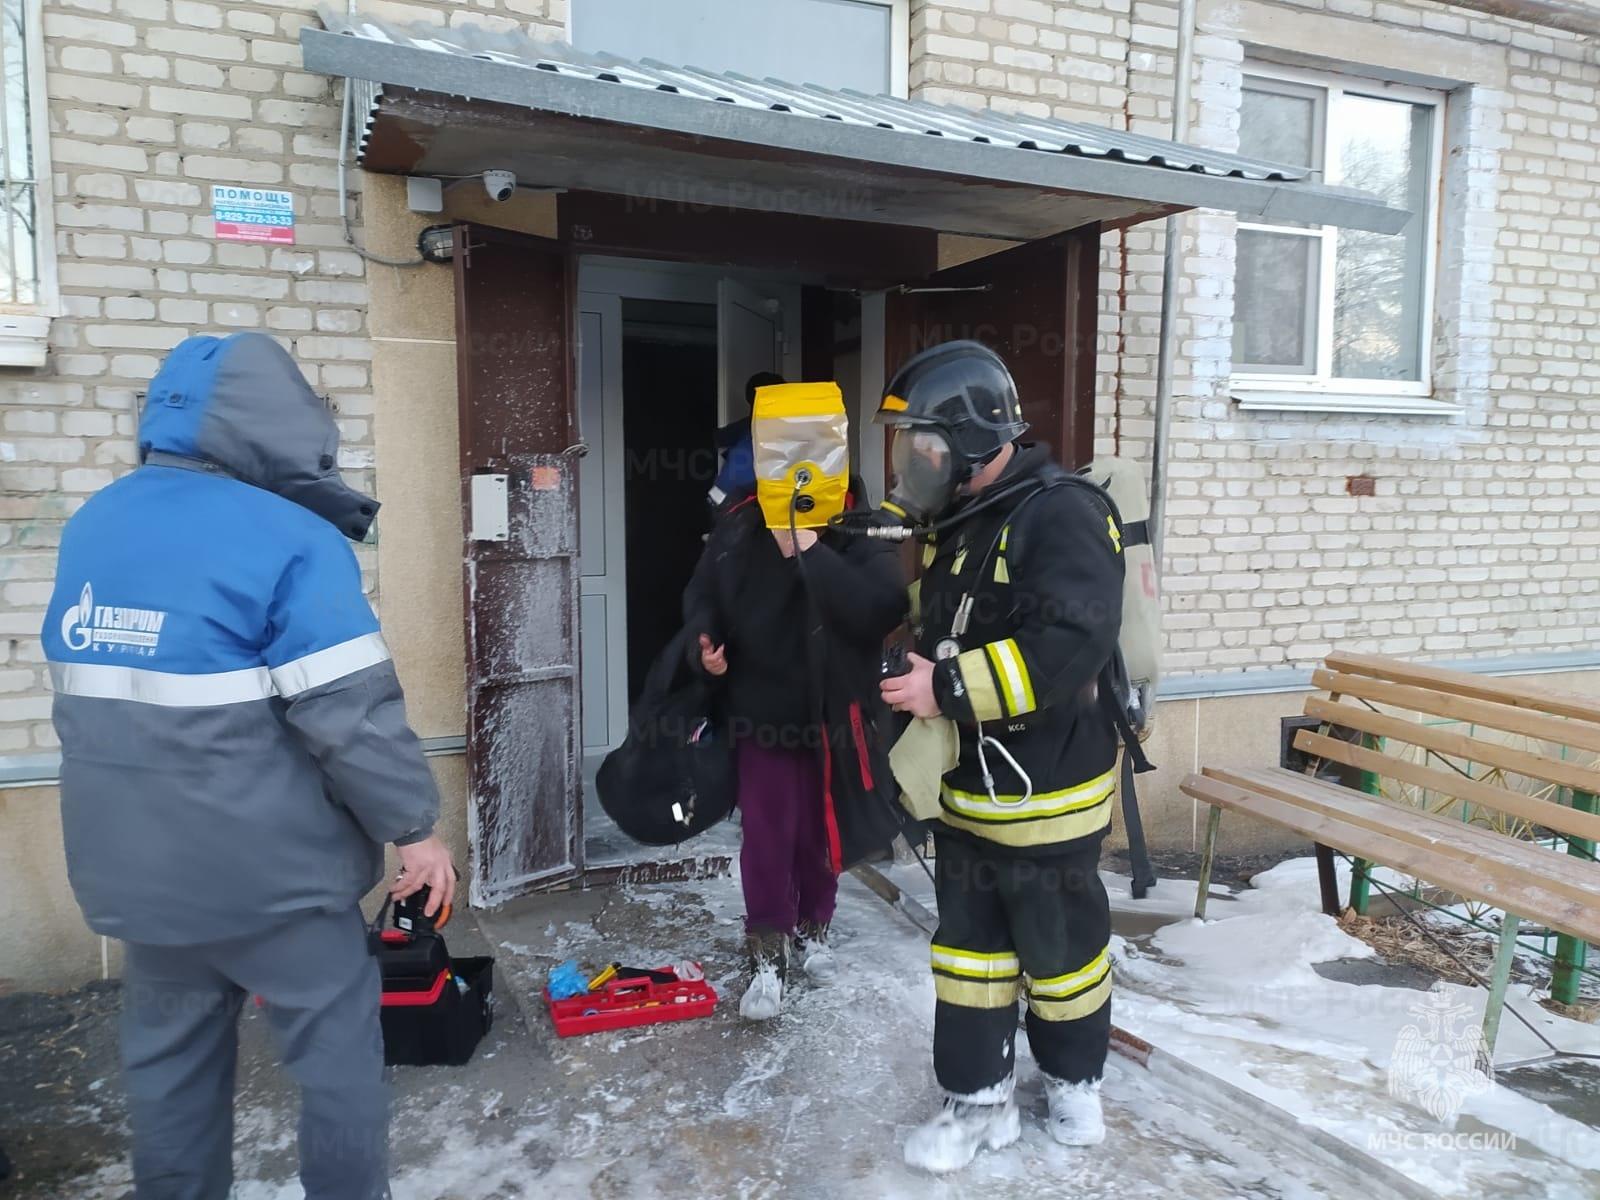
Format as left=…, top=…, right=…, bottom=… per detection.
left=976, top=730, right=1033, bottom=809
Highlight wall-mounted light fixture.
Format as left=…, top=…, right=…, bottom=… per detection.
left=417, top=225, right=455, bottom=264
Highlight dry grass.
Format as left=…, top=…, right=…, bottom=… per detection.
left=1337, top=909, right=1598, bottom=1024
left=1337, top=909, right=1494, bottom=988
left=1540, top=997, right=1600, bottom=1023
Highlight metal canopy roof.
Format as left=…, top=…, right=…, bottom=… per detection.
left=301, top=11, right=1409, bottom=241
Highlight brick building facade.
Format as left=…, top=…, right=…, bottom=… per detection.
left=919, top=0, right=1597, bottom=679
left=2, top=0, right=1596, bottom=984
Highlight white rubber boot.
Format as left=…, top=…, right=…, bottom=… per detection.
left=1043, top=1075, right=1106, bottom=1147
left=903, top=1079, right=1021, bottom=1174
left=739, top=930, right=788, bottom=1021
left=795, top=921, right=836, bottom=983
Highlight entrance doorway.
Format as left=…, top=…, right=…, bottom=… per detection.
left=619, top=300, right=716, bottom=705
left=454, top=221, right=1102, bottom=898
left=576, top=260, right=803, bottom=865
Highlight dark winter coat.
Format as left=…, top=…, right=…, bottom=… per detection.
left=683, top=484, right=915, bottom=871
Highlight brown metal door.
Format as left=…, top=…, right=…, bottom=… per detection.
left=884, top=224, right=1101, bottom=467
left=454, top=224, right=582, bottom=905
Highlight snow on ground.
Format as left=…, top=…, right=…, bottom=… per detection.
left=461, top=867, right=1361, bottom=1200
left=25, top=855, right=1599, bottom=1199
left=1297, top=856, right=1597, bottom=1007
left=42, top=864, right=1360, bottom=1200
left=1094, top=857, right=1600, bottom=1199
left=1404, top=891, right=1600, bottom=1002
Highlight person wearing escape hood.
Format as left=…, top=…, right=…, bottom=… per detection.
left=43, top=332, right=452, bottom=1200
left=707, top=370, right=785, bottom=513
left=683, top=422, right=908, bottom=1021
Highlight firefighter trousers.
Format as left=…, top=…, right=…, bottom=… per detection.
left=930, top=833, right=1112, bottom=1097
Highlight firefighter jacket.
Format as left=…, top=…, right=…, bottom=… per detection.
left=914, top=444, right=1124, bottom=854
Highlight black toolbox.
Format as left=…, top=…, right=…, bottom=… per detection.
left=370, top=895, right=494, bottom=1067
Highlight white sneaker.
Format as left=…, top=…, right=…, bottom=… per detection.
left=739, top=930, right=787, bottom=1021
left=1043, top=1075, right=1106, bottom=1146
left=795, top=921, right=835, bottom=983
left=903, top=1089, right=1021, bottom=1173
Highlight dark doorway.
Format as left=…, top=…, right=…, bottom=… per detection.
left=621, top=299, right=718, bottom=703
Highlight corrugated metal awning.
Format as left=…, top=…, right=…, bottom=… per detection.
left=300, top=10, right=1408, bottom=240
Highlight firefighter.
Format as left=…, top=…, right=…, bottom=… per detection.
left=877, top=341, right=1124, bottom=1173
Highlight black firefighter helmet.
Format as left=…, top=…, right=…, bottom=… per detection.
left=876, top=340, right=1029, bottom=523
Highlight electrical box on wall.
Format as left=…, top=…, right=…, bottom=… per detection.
left=407, top=176, right=444, bottom=214
left=470, top=473, right=510, bottom=542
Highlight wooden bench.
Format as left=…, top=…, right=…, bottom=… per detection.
left=1181, top=651, right=1600, bottom=1053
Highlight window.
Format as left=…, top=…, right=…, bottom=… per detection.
left=1232, top=66, right=1444, bottom=411
left=1, top=0, right=55, bottom=367
left=570, top=0, right=909, bottom=97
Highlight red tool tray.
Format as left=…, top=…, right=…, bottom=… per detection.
left=545, top=967, right=717, bottom=1037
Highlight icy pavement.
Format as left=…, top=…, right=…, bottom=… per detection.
left=9, top=856, right=1598, bottom=1199
left=467, top=867, right=1361, bottom=1200
left=1102, top=857, right=1600, bottom=1200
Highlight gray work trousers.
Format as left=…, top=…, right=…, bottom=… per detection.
left=120, top=906, right=389, bottom=1200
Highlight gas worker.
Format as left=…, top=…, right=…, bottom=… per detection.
left=877, top=341, right=1125, bottom=1173
left=43, top=333, right=453, bottom=1200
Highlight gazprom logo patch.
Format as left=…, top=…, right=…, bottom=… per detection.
left=60, top=583, right=167, bottom=657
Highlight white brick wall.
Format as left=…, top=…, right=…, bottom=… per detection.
left=0, top=0, right=565, bottom=754
left=1159, top=2, right=1600, bottom=677
left=911, top=0, right=1600, bottom=682
left=911, top=0, right=1132, bottom=121
left=3, top=0, right=1598, bottom=756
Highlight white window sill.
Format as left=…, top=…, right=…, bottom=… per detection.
left=0, top=313, right=51, bottom=369
left=1231, top=387, right=1460, bottom=417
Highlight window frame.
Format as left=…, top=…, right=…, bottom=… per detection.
left=1231, top=62, right=1446, bottom=408
left=884, top=0, right=910, bottom=98
left=564, top=0, right=910, bottom=98
left=0, top=0, right=58, bottom=366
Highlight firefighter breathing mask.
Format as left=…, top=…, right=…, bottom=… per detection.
left=887, top=425, right=966, bottom=527
left=752, top=381, right=850, bottom=530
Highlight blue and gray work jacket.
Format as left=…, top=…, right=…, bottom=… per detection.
left=43, top=332, right=439, bottom=946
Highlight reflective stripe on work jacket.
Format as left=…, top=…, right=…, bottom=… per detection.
left=937, top=768, right=1116, bottom=848
left=949, top=636, right=1036, bottom=723
left=49, top=632, right=392, bottom=708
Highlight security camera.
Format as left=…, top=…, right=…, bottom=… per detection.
left=482, top=170, right=517, bottom=203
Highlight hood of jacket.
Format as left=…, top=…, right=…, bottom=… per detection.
left=139, top=332, right=379, bottom=541
left=992, top=441, right=1054, bottom=487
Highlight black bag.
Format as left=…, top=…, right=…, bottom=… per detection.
left=380, top=954, right=495, bottom=1067
left=793, top=527, right=925, bottom=872
left=370, top=898, right=495, bottom=1067
left=595, top=627, right=736, bottom=846
left=817, top=683, right=924, bottom=872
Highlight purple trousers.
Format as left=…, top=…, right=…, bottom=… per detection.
left=737, top=738, right=839, bottom=935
